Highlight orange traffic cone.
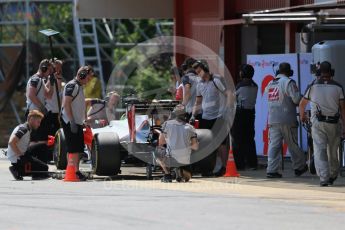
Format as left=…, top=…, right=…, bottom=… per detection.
left=63, top=153, right=79, bottom=182
left=224, top=148, right=240, bottom=177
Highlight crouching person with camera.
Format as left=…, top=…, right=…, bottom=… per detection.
left=300, top=61, right=345, bottom=187
left=156, top=105, right=199, bottom=183
left=7, top=110, right=49, bottom=180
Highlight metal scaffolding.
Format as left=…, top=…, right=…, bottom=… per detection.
left=0, top=0, right=173, bottom=82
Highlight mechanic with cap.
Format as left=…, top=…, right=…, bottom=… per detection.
left=61, top=66, right=93, bottom=181
left=26, top=59, right=54, bottom=163
left=157, top=104, right=199, bottom=183
left=45, top=58, right=64, bottom=136
left=231, top=64, right=258, bottom=170
left=7, top=110, right=49, bottom=180
left=191, top=59, right=230, bottom=177
left=85, top=91, right=120, bottom=128
left=266, top=62, right=307, bottom=178
left=181, top=57, right=201, bottom=121
left=299, top=61, right=345, bottom=186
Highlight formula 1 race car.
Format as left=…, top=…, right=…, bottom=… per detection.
left=52, top=98, right=216, bottom=177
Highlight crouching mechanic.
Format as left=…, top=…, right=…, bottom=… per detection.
left=7, top=110, right=49, bottom=180
left=60, top=66, right=93, bottom=181
left=156, top=105, right=199, bottom=182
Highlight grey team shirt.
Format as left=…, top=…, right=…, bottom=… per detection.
left=162, top=120, right=197, bottom=165
left=61, top=79, right=86, bottom=125
left=235, top=79, right=258, bottom=109
left=7, top=123, right=31, bottom=163
left=266, top=74, right=301, bottom=125
left=304, top=78, right=345, bottom=118
left=196, top=77, right=226, bottom=120
left=26, top=74, right=45, bottom=111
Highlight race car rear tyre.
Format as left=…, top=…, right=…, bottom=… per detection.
left=91, top=132, right=121, bottom=176
left=53, top=128, right=68, bottom=170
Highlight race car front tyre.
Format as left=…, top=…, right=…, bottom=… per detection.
left=91, top=132, right=121, bottom=176
left=53, top=128, right=67, bottom=170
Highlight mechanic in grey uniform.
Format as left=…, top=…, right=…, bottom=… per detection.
left=157, top=104, right=199, bottom=182
left=299, top=61, right=345, bottom=186
left=266, top=62, right=307, bottom=178
left=7, top=110, right=49, bottom=180
left=45, top=58, right=64, bottom=136
left=85, top=91, right=120, bottom=128
left=181, top=57, right=201, bottom=120
left=231, top=64, right=258, bottom=170
left=61, top=66, right=93, bottom=181
left=26, top=59, right=54, bottom=163
left=191, top=59, right=229, bottom=177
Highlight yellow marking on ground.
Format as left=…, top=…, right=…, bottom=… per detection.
left=105, top=179, right=345, bottom=211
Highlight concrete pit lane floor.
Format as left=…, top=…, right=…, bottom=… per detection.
left=1, top=151, right=345, bottom=230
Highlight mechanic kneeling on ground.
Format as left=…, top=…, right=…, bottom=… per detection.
left=156, top=104, right=199, bottom=183
left=7, top=110, right=50, bottom=180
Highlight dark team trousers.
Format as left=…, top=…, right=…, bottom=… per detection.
left=231, top=109, right=257, bottom=169
left=12, top=154, right=48, bottom=178
left=28, top=143, right=50, bottom=164
left=46, top=112, right=60, bottom=136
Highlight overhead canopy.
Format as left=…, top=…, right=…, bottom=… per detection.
left=75, top=0, right=173, bottom=19
left=193, top=1, right=345, bottom=26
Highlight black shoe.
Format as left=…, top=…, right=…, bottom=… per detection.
left=161, top=174, right=172, bottom=183
left=266, top=172, right=282, bottom=178
left=295, top=165, right=308, bottom=177
left=9, top=166, right=23, bottom=181
left=214, top=167, right=226, bottom=177
left=76, top=171, right=87, bottom=181
left=328, top=176, right=338, bottom=185
left=320, top=181, right=330, bottom=187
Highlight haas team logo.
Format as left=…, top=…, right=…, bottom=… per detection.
left=268, top=87, right=279, bottom=101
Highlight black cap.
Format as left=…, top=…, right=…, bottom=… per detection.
left=319, top=61, right=332, bottom=74
left=278, top=62, right=292, bottom=75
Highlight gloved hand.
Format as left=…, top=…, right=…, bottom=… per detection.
left=70, top=120, right=78, bottom=134
left=49, top=74, right=56, bottom=86
left=189, top=115, right=196, bottom=125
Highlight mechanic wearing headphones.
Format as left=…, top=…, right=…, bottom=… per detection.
left=191, top=59, right=229, bottom=177
left=231, top=64, right=258, bottom=170
left=157, top=104, right=199, bottom=183
left=61, top=66, right=93, bottom=181
left=266, top=62, right=307, bottom=178
left=26, top=59, right=54, bottom=163
left=299, top=61, right=345, bottom=186
left=85, top=91, right=121, bottom=128
left=7, top=110, right=49, bottom=180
